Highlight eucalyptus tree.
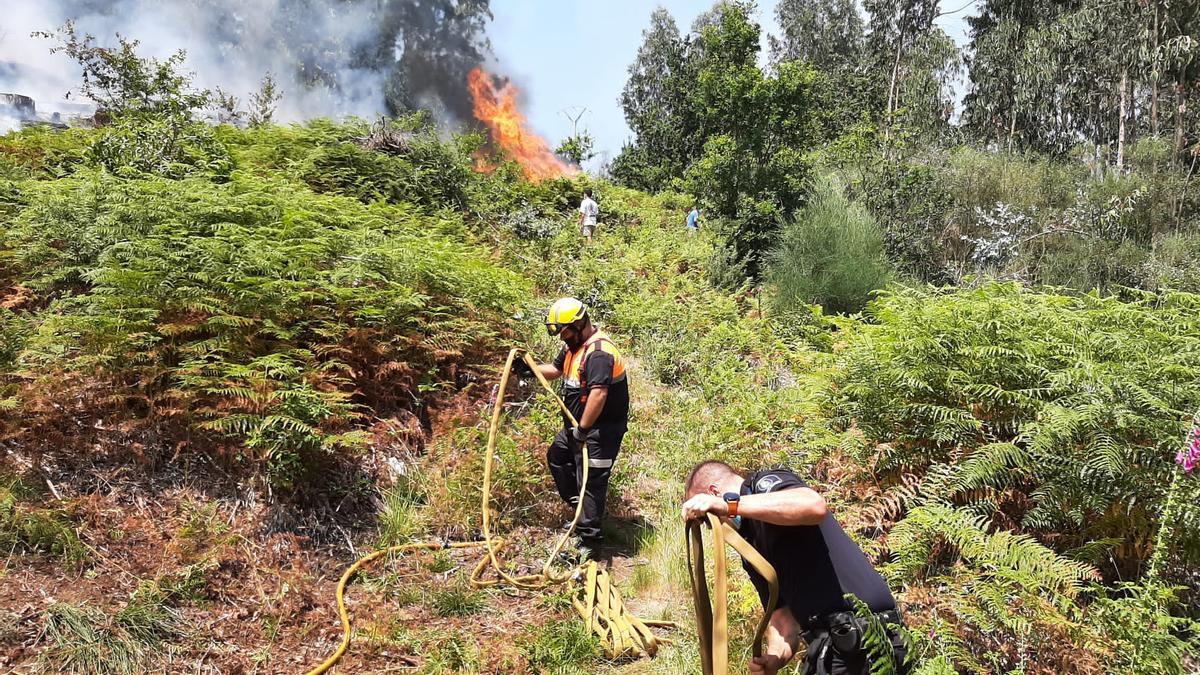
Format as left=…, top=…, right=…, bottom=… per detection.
left=863, top=0, right=940, bottom=120
left=963, top=0, right=1071, bottom=149
left=897, top=27, right=963, bottom=137
left=861, top=0, right=963, bottom=142
left=684, top=1, right=820, bottom=282
left=769, top=0, right=883, bottom=140
left=769, top=0, right=866, bottom=72
left=611, top=8, right=700, bottom=191
left=1155, top=1, right=1199, bottom=163
left=967, top=0, right=1198, bottom=165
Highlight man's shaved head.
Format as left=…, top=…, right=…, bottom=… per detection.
left=684, top=460, right=739, bottom=498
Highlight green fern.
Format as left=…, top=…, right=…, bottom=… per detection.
left=840, top=283, right=1200, bottom=576
left=885, top=504, right=1100, bottom=597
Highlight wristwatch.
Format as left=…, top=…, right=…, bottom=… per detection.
left=722, top=492, right=740, bottom=517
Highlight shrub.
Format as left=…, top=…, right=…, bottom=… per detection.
left=766, top=177, right=890, bottom=315
left=851, top=155, right=954, bottom=283
left=89, top=118, right=233, bottom=179
left=297, top=120, right=477, bottom=209
left=1028, top=235, right=1149, bottom=291
left=836, top=283, right=1200, bottom=576
left=1141, top=232, right=1200, bottom=293
left=0, top=126, right=92, bottom=179
left=1088, top=582, right=1200, bottom=675
left=887, top=505, right=1106, bottom=672
left=942, top=147, right=1080, bottom=217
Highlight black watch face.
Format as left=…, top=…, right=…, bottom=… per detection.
left=722, top=492, right=740, bottom=502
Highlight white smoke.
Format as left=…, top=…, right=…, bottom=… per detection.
left=0, top=3, right=76, bottom=130
left=0, top=0, right=491, bottom=125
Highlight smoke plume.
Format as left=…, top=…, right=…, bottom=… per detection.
left=0, top=0, right=494, bottom=125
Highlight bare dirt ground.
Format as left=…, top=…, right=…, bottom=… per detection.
left=0, top=388, right=674, bottom=674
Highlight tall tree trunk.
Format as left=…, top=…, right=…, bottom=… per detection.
left=1117, top=69, right=1129, bottom=170
left=1175, top=80, right=1187, bottom=166
left=1151, top=84, right=1159, bottom=136
left=1150, top=1, right=1160, bottom=135
left=885, top=37, right=904, bottom=142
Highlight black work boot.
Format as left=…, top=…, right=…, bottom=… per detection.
left=577, top=537, right=602, bottom=562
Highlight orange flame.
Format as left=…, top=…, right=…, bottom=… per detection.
left=467, top=66, right=578, bottom=181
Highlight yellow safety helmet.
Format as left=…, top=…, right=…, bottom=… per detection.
left=545, top=297, right=588, bottom=336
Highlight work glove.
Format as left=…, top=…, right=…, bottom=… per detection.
left=511, top=359, right=534, bottom=378
left=571, top=426, right=592, bottom=443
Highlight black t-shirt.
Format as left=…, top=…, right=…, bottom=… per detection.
left=552, top=345, right=629, bottom=430
left=738, top=469, right=896, bottom=626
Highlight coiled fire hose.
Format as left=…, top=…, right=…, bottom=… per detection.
left=686, top=513, right=779, bottom=675
left=306, top=348, right=674, bottom=674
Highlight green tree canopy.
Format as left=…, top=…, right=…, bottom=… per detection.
left=769, top=0, right=865, bottom=72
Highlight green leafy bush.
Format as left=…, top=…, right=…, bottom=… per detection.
left=851, top=155, right=954, bottom=283
left=942, top=147, right=1080, bottom=217
left=1142, top=232, right=1200, bottom=293
left=1024, top=233, right=1149, bottom=291
left=297, top=123, right=477, bottom=209
left=766, top=176, right=890, bottom=315
left=89, top=118, right=233, bottom=179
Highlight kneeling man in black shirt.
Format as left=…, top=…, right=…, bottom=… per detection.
left=681, top=460, right=908, bottom=675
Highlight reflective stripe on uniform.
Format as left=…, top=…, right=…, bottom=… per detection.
left=588, top=458, right=614, bottom=469
left=573, top=374, right=624, bottom=390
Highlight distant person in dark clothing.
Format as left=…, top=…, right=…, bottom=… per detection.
left=682, top=461, right=909, bottom=675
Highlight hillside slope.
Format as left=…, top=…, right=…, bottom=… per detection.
left=2, top=119, right=1198, bottom=674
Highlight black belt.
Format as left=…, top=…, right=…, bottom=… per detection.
left=805, top=608, right=903, bottom=632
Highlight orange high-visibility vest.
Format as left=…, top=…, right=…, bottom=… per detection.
left=561, top=331, right=626, bottom=403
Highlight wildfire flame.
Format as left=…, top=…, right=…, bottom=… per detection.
left=467, top=66, right=578, bottom=181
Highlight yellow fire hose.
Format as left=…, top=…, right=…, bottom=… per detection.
left=306, top=348, right=674, bottom=674
left=686, top=513, right=779, bottom=675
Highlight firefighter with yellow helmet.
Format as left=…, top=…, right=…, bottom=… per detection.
left=514, top=297, right=629, bottom=559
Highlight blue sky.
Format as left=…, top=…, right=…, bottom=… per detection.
left=489, top=1, right=975, bottom=171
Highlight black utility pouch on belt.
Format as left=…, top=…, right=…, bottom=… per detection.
left=826, top=611, right=863, bottom=655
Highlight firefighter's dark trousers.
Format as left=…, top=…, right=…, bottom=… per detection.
left=546, top=425, right=624, bottom=545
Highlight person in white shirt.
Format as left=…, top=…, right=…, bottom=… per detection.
left=578, top=188, right=599, bottom=243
